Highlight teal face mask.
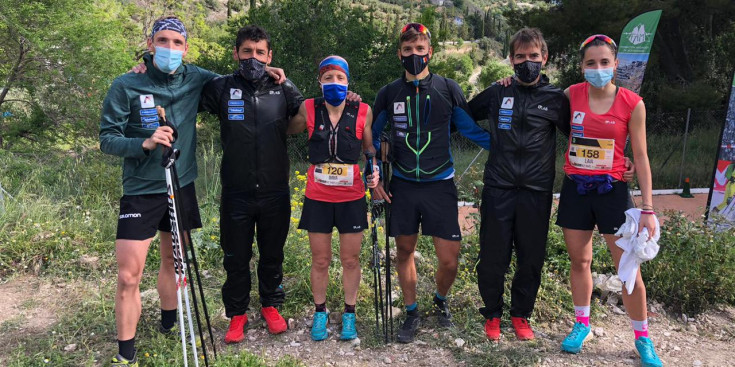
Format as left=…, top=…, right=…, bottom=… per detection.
left=584, top=67, right=614, bottom=88
left=153, top=46, right=184, bottom=73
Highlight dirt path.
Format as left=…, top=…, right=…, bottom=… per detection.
left=469, top=66, right=483, bottom=87
left=1, top=275, right=733, bottom=366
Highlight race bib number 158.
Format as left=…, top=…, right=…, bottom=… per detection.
left=568, top=137, right=615, bottom=171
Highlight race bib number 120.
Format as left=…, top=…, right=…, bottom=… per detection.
left=314, top=163, right=354, bottom=186
left=568, top=137, right=615, bottom=170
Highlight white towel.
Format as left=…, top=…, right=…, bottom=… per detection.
left=614, top=208, right=661, bottom=295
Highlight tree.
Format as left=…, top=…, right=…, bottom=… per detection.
left=0, top=0, right=136, bottom=148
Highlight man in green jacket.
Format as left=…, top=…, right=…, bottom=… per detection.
left=99, top=16, right=217, bottom=366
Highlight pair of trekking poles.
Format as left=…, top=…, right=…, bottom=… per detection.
left=366, top=134, right=394, bottom=343
left=157, top=107, right=217, bottom=366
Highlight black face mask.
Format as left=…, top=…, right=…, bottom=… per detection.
left=513, top=60, right=542, bottom=84
left=401, top=54, right=430, bottom=76
left=239, top=57, right=266, bottom=81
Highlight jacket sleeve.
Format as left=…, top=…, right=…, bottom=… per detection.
left=468, top=85, right=495, bottom=122
left=449, top=79, right=491, bottom=150
left=283, top=79, right=305, bottom=117
left=99, top=79, right=148, bottom=158
left=371, top=86, right=389, bottom=154
left=555, top=92, right=571, bottom=137
left=199, top=76, right=224, bottom=114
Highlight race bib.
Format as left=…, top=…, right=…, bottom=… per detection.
left=568, top=136, right=615, bottom=170
left=314, top=163, right=354, bottom=186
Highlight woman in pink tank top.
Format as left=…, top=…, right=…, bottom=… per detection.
left=555, top=35, right=662, bottom=366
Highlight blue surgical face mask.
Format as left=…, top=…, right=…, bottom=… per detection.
left=153, top=46, right=184, bottom=73
left=321, top=83, right=348, bottom=106
left=584, top=67, right=614, bottom=88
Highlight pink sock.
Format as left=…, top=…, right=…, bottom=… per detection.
left=574, top=305, right=590, bottom=327
left=632, top=319, right=649, bottom=339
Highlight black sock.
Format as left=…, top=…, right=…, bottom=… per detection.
left=161, top=308, right=177, bottom=329
left=344, top=303, right=356, bottom=313
left=118, top=337, right=135, bottom=360
left=315, top=302, right=327, bottom=312
left=407, top=307, right=419, bottom=317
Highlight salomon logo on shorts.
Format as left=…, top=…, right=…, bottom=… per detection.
left=119, top=213, right=142, bottom=219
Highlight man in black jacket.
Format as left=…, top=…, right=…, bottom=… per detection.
left=469, top=28, right=634, bottom=341
left=199, top=25, right=304, bottom=344
left=468, top=28, right=569, bottom=341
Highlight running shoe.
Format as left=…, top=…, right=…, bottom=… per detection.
left=433, top=300, right=454, bottom=328
left=484, top=317, right=501, bottom=341
left=158, top=321, right=176, bottom=335
left=340, top=313, right=358, bottom=340
left=396, top=313, right=421, bottom=343
left=635, top=336, right=663, bottom=367
left=224, top=314, right=248, bottom=344
left=311, top=311, right=328, bottom=341
left=511, top=317, right=535, bottom=340
left=261, top=306, right=287, bottom=334
left=110, top=353, right=138, bottom=366
left=561, top=322, right=591, bottom=354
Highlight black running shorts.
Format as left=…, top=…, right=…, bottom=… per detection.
left=116, top=183, right=202, bottom=240
left=298, top=196, right=368, bottom=234
left=555, top=176, right=633, bottom=234
left=388, top=177, right=461, bottom=241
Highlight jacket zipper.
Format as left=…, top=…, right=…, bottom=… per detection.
left=415, top=85, right=421, bottom=181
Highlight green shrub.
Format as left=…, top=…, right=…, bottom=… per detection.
left=477, top=59, right=513, bottom=90
left=643, top=211, right=735, bottom=315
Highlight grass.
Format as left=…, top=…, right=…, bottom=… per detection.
left=0, top=136, right=733, bottom=366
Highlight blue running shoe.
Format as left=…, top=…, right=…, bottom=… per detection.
left=635, top=336, right=663, bottom=367
left=561, top=322, right=591, bottom=354
left=311, top=311, right=328, bottom=341
left=340, top=313, right=357, bottom=340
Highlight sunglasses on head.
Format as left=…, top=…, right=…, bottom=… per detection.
left=579, top=34, right=617, bottom=50
left=401, top=23, right=431, bottom=39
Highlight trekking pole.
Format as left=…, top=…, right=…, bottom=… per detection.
left=157, top=107, right=205, bottom=367
left=366, top=153, right=387, bottom=341
left=380, top=134, right=393, bottom=342
left=184, top=230, right=217, bottom=359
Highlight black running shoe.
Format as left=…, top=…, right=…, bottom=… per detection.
left=158, top=322, right=175, bottom=335
left=397, top=313, right=421, bottom=343
left=433, top=300, right=454, bottom=328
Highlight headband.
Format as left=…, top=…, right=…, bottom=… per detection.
left=319, top=56, right=350, bottom=80
left=151, top=17, right=188, bottom=40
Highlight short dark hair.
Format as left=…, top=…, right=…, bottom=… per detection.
left=235, top=25, right=270, bottom=51
left=579, top=38, right=618, bottom=60
left=399, top=28, right=431, bottom=48
left=509, top=28, right=548, bottom=58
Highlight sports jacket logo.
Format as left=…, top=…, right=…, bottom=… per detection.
left=139, top=94, right=155, bottom=108
left=119, top=213, right=142, bottom=219
left=394, top=102, right=405, bottom=114
left=230, top=88, right=242, bottom=99
left=502, top=97, right=514, bottom=109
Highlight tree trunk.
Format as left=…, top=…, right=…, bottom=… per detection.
left=0, top=36, right=28, bottom=110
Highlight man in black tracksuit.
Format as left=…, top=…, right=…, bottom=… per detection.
left=468, top=28, right=570, bottom=341
left=199, top=26, right=304, bottom=343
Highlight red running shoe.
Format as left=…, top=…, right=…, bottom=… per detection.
left=511, top=317, right=535, bottom=340
left=261, top=306, right=287, bottom=334
left=224, top=314, right=248, bottom=344
left=484, top=318, right=501, bottom=341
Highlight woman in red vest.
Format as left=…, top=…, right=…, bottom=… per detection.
left=556, top=35, right=662, bottom=367
left=289, top=56, right=378, bottom=342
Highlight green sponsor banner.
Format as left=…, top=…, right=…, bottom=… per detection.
left=618, top=10, right=662, bottom=54
left=615, top=10, right=662, bottom=94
